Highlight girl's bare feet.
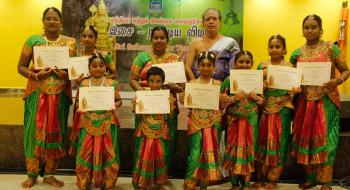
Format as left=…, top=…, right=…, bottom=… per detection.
left=264, top=182, right=277, bottom=189
left=21, top=177, right=37, bottom=188
left=158, top=185, right=167, bottom=190
left=43, top=176, right=64, bottom=187
left=251, top=182, right=264, bottom=189
left=298, top=181, right=316, bottom=189
left=320, top=185, right=332, bottom=190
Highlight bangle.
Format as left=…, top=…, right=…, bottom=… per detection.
left=28, top=72, right=33, bottom=80
left=34, top=73, right=39, bottom=81
left=29, top=71, right=38, bottom=81
left=230, top=96, right=236, bottom=104
left=336, top=77, right=344, bottom=85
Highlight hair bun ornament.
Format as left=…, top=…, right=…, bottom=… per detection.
left=208, top=51, right=215, bottom=59
left=198, top=51, right=205, bottom=58
left=198, top=51, right=216, bottom=62
left=83, top=25, right=97, bottom=32
left=89, top=51, right=106, bottom=64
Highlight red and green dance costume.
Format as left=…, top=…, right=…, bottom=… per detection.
left=22, top=34, right=75, bottom=177
left=184, top=108, right=222, bottom=189
left=220, top=78, right=259, bottom=186
left=131, top=51, right=180, bottom=167
left=69, top=80, right=120, bottom=189
left=255, top=88, right=293, bottom=182
left=290, top=41, right=343, bottom=185
left=132, top=114, right=171, bottom=188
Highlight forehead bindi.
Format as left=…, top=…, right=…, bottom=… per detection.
left=238, top=55, right=251, bottom=62
left=269, top=39, right=282, bottom=46
left=204, top=11, right=219, bottom=20
left=83, top=30, right=95, bottom=37
left=91, top=60, right=104, bottom=66
left=153, top=30, right=166, bottom=38
left=199, top=59, right=214, bottom=66
left=44, top=10, right=60, bottom=19
left=304, top=19, right=319, bottom=27
left=149, top=75, right=162, bottom=81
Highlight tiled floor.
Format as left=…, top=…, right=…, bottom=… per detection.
left=0, top=174, right=346, bottom=190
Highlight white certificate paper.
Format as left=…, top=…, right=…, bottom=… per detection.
left=267, top=65, right=302, bottom=90
left=151, top=62, right=186, bottom=84
left=68, top=57, right=89, bottom=80
left=297, top=62, right=331, bottom=86
left=79, top=86, right=115, bottom=111
left=135, top=90, right=170, bottom=114
left=230, top=70, right=263, bottom=94
left=33, top=46, right=69, bottom=69
left=184, top=83, right=220, bottom=110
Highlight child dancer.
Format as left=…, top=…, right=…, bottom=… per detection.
left=290, top=14, right=349, bottom=190
left=79, top=25, right=116, bottom=79
left=69, top=52, right=122, bottom=190
left=132, top=66, right=176, bottom=190
left=221, top=50, right=264, bottom=190
left=184, top=51, right=223, bottom=190
left=253, top=35, right=299, bottom=189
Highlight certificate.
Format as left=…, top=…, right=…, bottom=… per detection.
left=184, top=83, right=220, bottom=110
left=68, top=56, right=90, bottom=80
left=151, top=62, right=186, bottom=84
left=230, top=70, right=263, bottom=94
left=79, top=86, right=115, bottom=111
left=297, top=62, right=331, bottom=86
left=135, top=90, right=170, bottom=114
left=267, top=65, right=302, bottom=90
left=33, top=46, right=69, bottom=69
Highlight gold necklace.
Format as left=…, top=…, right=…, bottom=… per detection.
left=153, top=52, right=166, bottom=64
left=43, top=35, right=61, bottom=45
left=91, top=77, right=105, bottom=86
left=305, top=40, right=322, bottom=49
left=269, top=59, right=285, bottom=65
left=155, top=57, right=163, bottom=63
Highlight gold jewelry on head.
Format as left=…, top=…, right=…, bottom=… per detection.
left=89, top=52, right=106, bottom=64
left=47, top=8, right=55, bottom=12
left=93, top=57, right=104, bottom=64
left=83, top=25, right=98, bottom=32
left=83, top=26, right=90, bottom=32
left=307, top=14, right=315, bottom=20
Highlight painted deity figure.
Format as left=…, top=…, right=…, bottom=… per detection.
left=85, top=0, right=116, bottom=63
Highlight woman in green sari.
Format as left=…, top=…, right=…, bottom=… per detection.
left=17, top=7, right=75, bottom=188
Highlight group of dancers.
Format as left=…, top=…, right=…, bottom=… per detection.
left=17, top=6, right=349, bottom=190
